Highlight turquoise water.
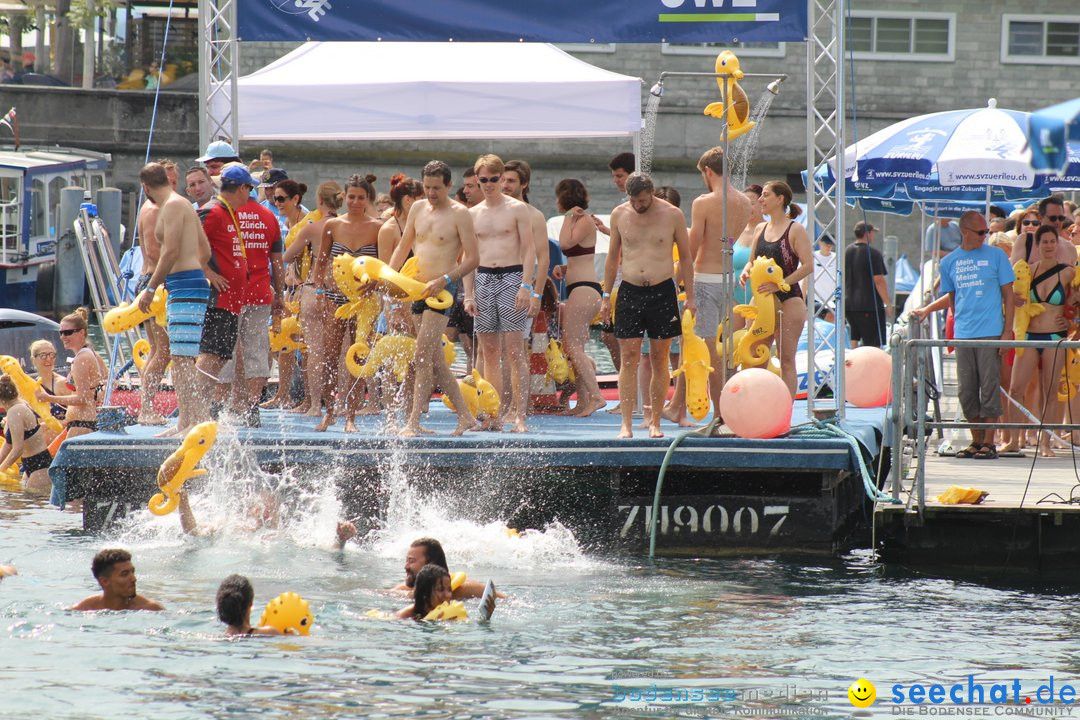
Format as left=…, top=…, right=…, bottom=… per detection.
left=4, top=439, right=1080, bottom=719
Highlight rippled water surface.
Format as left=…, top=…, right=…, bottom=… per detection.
left=3, top=452, right=1080, bottom=719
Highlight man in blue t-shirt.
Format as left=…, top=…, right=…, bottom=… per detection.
left=911, top=211, right=1015, bottom=459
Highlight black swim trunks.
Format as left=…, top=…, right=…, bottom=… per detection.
left=411, top=278, right=458, bottom=317
left=614, top=279, right=681, bottom=340
left=199, top=306, right=240, bottom=360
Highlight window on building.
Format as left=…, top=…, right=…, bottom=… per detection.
left=846, top=12, right=954, bottom=61
left=661, top=41, right=785, bottom=58
left=1002, top=15, right=1080, bottom=64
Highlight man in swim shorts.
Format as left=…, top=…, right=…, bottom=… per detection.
left=137, top=162, right=211, bottom=435
left=389, top=160, right=480, bottom=437
left=134, top=160, right=180, bottom=426
left=467, top=154, right=539, bottom=433
left=601, top=172, right=695, bottom=439
left=689, top=146, right=752, bottom=416
left=71, top=548, right=164, bottom=611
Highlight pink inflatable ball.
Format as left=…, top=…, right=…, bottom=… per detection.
left=719, top=368, right=793, bottom=439
left=844, top=346, right=893, bottom=407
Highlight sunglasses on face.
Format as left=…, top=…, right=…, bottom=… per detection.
left=964, top=228, right=989, bottom=237
left=273, top=195, right=289, bottom=203
left=1046, top=215, right=1067, bottom=222
left=34, top=352, right=56, bottom=359
left=1022, top=220, right=1040, bottom=226
left=477, top=176, right=501, bottom=184
left=58, top=328, right=81, bottom=336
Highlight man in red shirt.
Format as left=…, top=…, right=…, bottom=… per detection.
left=196, top=165, right=252, bottom=411
left=220, top=193, right=285, bottom=426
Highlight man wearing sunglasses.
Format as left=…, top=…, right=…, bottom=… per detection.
left=1039, top=195, right=1077, bottom=266
left=911, top=211, right=1015, bottom=460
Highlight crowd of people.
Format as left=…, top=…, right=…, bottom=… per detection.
left=3, top=139, right=1078, bottom=495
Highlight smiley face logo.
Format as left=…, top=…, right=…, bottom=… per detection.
left=848, top=679, right=876, bottom=708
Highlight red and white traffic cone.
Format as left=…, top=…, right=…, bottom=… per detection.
left=528, top=312, right=560, bottom=413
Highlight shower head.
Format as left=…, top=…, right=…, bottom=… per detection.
left=766, top=78, right=784, bottom=95
left=649, top=80, right=664, bottom=98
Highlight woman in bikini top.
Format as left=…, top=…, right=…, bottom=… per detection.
left=1001, top=226, right=1076, bottom=458
left=37, top=307, right=107, bottom=439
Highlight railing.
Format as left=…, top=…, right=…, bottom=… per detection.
left=0, top=199, right=21, bottom=263
left=888, top=320, right=1080, bottom=520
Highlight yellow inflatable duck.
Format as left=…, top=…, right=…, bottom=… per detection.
left=353, top=256, right=453, bottom=310
left=1058, top=349, right=1080, bottom=402
left=355, top=335, right=416, bottom=382
left=442, top=377, right=480, bottom=417
left=424, top=600, right=468, bottom=622
left=103, top=287, right=167, bottom=333
left=260, top=592, right=314, bottom=635
left=0, top=461, right=23, bottom=488
left=733, top=256, right=787, bottom=370
left=441, top=334, right=457, bottom=368
left=544, top=339, right=570, bottom=385
left=703, top=50, right=755, bottom=142
left=268, top=316, right=306, bottom=354
left=473, top=370, right=500, bottom=418
left=672, top=309, right=714, bottom=421
left=147, top=421, right=217, bottom=516
left=1012, top=260, right=1046, bottom=358
left=0, top=356, right=64, bottom=434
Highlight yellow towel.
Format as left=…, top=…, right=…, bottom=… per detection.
left=932, top=486, right=988, bottom=505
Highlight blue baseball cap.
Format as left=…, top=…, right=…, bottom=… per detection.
left=197, top=140, right=238, bottom=163
left=219, top=165, right=257, bottom=188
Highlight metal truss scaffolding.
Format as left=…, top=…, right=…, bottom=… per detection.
left=805, top=0, right=847, bottom=416
left=199, top=0, right=239, bottom=150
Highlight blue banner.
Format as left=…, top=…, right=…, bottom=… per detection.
left=238, top=0, right=808, bottom=44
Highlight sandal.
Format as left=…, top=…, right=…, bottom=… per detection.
left=955, top=445, right=980, bottom=459
left=973, top=444, right=998, bottom=460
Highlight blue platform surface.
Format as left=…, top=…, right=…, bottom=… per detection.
left=50, top=401, right=886, bottom=506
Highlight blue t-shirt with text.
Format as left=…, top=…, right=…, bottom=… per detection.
left=939, top=244, right=1014, bottom=338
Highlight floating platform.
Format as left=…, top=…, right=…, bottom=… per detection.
left=50, top=402, right=886, bottom=555
left=875, top=451, right=1080, bottom=578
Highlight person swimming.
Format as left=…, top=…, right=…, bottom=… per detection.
left=71, top=548, right=164, bottom=612
left=390, top=536, right=504, bottom=600
left=216, top=574, right=283, bottom=636
left=397, top=563, right=453, bottom=619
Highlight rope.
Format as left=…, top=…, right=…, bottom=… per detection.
left=789, top=417, right=900, bottom=505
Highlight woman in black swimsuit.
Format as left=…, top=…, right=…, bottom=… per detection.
left=740, top=181, right=813, bottom=397
left=37, top=308, right=107, bottom=440
left=0, top=374, right=53, bottom=494
left=30, top=339, right=67, bottom=442
left=556, top=179, right=606, bottom=417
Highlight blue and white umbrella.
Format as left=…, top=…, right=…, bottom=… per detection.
left=1028, top=97, right=1080, bottom=173
left=842, top=99, right=1037, bottom=189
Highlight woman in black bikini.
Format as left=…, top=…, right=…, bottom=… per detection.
left=37, top=308, right=106, bottom=440
left=556, top=179, right=605, bottom=416
left=1001, top=226, right=1074, bottom=457
left=30, top=339, right=67, bottom=443
left=741, top=181, right=813, bottom=397
left=0, top=373, right=54, bottom=493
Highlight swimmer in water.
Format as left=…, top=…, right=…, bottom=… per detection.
left=0, top=564, right=16, bottom=579
left=216, top=574, right=283, bottom=636
left=71, top=549, right=164, bottom=611
left=391, top=537, right=505, bottom=600
left=397, top=563, right=453, bottom=619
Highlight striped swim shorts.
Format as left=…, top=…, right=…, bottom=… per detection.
left=164, top=269, right=210, bottom=357
left=473, top=265, right=530, bottom=334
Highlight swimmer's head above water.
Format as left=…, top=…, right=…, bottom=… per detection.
left=404, top=537, right=448, bottom=589
left=412, top=564, right=452, bottom=619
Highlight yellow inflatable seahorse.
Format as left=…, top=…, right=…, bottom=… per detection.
left=424, top=600, right=468, bottom=622
left=0, top=356, right=64, bottom=434
left=353, top=256, right=453, bottom=310
left=103, top=287, right=167, bottom=333
left=147, top=421, right=217, bottom=516
left=355, top=335, right=416, bottom=382
left=672, top=309, right=714, bottom=421
left=332, top=253, right=364, bottom=305
left=269, top=316, right=306, bottom=353
left=1012, top=260, right=1046, bottom=358
left=132, top=338, right=151, bottom=372
left=703, top=50, right=755, bottom=142
left=341, top=291, right=382, bottom=367
left=733, top=256, right=787, bottom=369
left=544, top=339, right=569, bottom=385
left=1058, top=349, right=1080, bottom=402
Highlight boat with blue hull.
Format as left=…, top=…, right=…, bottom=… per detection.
left=0, top=146, right=111, bottom=314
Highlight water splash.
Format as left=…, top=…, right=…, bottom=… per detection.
left=729, top=89, right=777, bottom=189
left=639, top=93, right=663, bottom=177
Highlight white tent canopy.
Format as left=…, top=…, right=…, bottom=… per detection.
left=237, top=42, right=643, bottom=141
